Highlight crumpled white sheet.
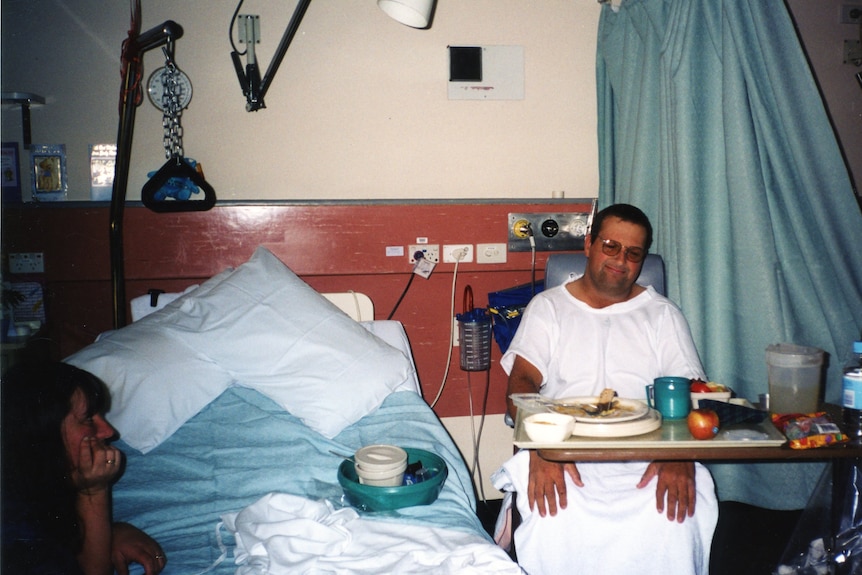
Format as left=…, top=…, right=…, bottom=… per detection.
left=221, top=493, right=524, bottom=575
left=492, top=450, right=718, bottom=575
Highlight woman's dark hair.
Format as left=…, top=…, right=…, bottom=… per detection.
left=590, top=203, right=654, bottom=252
left=1, top=362, right=109, bottom=554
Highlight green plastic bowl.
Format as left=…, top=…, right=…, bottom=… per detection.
left=337, top=447, right=448, bottom=511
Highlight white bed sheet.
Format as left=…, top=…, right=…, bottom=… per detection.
left=110, top=319, right=519, bottom=574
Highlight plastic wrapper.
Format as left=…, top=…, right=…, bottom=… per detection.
left=774, top=459, right=862, bottom=575
left=771, top=412, right=848, bottom=450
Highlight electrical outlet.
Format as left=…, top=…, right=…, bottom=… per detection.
left=408, top=244, right=439, bottom=263
left=476, top=243, right=507, bottom=264
left=9, top=252, right=45, bottom=274
left=443, top=244, right=473, bottom=263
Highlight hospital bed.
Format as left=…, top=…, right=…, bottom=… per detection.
left=65, top=246, right=521, bottom=574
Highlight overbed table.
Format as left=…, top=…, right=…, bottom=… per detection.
left=512, top=400, right=861, bottom=563
left=513, top=400, right=862, bottom=462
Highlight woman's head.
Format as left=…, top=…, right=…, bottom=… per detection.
left=2, top=362, right=111, bottom=491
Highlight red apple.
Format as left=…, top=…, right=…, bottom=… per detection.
left=687, top=409, right=720, bottom=440
left=690, top=380, right=711, bottom=393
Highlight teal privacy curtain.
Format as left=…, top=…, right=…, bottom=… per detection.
left=596, top=0, right=862, bottom=509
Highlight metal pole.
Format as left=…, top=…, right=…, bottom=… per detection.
left=110, top=21, right=183, bottom=329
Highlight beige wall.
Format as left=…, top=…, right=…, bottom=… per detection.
left=786, top=0, right=862, bottom=194
left=2, top=1, right=858, bottom=202
left=1, top=0, right=600, bottom=201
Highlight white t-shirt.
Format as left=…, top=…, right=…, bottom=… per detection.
left=501, top=283, right=706, bottom=400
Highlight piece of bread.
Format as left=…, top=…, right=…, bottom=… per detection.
left=596, top=388, right=617, bottom=412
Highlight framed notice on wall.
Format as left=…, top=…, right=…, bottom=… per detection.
left=29, top=144, right=68, bottom=201
left=1, top=142, right=22, bottom=202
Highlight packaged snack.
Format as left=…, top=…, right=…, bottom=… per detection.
left=771, top=412, right=848, bottom=449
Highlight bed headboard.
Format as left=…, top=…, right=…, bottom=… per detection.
left=322, top=292, right=374, bottom=321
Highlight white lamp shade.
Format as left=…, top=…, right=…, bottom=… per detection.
left=377, top=0, right=434, bottom=28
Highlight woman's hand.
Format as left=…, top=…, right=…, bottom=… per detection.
left=71, top=436, right=122, bottom=494
left=111, top=523, right=166, bottom=575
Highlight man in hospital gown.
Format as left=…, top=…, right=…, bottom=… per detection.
left=493, top=204, right=718, bottom=575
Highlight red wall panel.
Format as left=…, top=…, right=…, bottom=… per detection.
left=2, top=201, right=590, bottom=418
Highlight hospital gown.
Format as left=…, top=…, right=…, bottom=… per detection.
left=493, top=284, right=718, bottom=575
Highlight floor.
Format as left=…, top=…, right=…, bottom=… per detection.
left=475, top=499, right=803, bottom=575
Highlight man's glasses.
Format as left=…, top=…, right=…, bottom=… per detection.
left=596, top=236, right=646, bottom=263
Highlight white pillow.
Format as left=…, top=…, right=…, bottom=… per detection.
left=172, top=246, right=414, bottom=438
left=64, top=270, right=236, bottom=453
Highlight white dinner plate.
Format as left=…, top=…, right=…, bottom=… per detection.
left=549, top=396, right=650, bottom=423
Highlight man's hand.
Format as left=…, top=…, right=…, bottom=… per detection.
left=527, top=450, right=583, bottom=517
left=637, top=461, right=696, bottom=522
left=111, top=522, right=166, bottom=575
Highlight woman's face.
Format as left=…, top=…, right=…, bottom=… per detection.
left=61, top=388, right=116, bottom=468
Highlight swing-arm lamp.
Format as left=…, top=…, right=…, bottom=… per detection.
left=232, top=0, right=435, bottom=112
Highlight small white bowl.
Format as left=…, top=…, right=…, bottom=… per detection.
left=691, top=391, right=732, bottom=409
left=523, top=412, right=575, bottom=443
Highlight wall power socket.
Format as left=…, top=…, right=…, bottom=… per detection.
left=9, top=252, right=45, bottom=274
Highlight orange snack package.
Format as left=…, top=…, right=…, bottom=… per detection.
left=771, top=412, right=848, bottom=449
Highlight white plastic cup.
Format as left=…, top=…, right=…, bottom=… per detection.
left=765, top=344, right=824, bottom=414
left=354, top=445, right=407, bottom=487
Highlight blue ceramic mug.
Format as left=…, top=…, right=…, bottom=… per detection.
left=646, top=377, right=691, bottom=420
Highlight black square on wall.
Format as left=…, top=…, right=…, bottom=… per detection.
left=449, top=46, right=482, bottom=82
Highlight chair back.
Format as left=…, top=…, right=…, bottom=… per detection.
left=544, top=253, right=666, bottom=296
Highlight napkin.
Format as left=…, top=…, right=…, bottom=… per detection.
left=697, top=399, right=768, bottom=426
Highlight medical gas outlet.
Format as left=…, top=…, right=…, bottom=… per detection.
left=508, top=212, right=590, bottom=252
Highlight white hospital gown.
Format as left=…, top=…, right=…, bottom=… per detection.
left=494, top=284, right=718, bottom=575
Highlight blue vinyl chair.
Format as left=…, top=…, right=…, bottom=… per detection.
left=543, top=252, right=666, bottom=296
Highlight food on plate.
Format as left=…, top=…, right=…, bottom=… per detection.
left=690, top=379, right=711, bottom=393
left=596, top=388, right=618, bottom=413
left=687, top=408, right=720, bottom=440
left=690, top=380, right=733, bottom=408
left=690, top=379, right=730, bottom=393
left=550, top=391, right=647, bottom=421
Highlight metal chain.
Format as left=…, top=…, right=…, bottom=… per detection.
left=160, top=62, right=184, bottom=160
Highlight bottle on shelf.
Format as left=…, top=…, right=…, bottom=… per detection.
left=841, top=340, right=862, bottom=441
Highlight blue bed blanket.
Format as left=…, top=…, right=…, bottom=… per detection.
left=113, top=387, right=517, bottom=574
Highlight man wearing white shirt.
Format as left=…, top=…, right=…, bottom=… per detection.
left=495, top=203, right=718, bottom=575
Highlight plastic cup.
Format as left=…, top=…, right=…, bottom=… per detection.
left=354, top=445, right=407, bottom=487
left=765, top=344, right=824, bottom=414
left=646, top=376, right=691, bottom=420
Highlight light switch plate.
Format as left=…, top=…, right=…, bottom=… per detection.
left=476, top=243, right=507, bottom=264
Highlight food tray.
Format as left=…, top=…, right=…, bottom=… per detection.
left=512, top=394, right=787, bottom=450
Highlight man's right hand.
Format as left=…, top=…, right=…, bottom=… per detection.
left=527, top=450, right=583, bottom=516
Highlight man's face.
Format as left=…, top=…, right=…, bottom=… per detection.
left=583, top=216, right=648, bottom=296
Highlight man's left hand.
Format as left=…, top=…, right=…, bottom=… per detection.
left=636, top=461, right=696, bottom=522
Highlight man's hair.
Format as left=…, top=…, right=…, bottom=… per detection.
left=590, top=203, right=653, bottom=252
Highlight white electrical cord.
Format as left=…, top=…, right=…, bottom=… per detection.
left=466, top=369, right=490, bottom=503
left=429, top=256, right=462, bottom=409
left=530, top=234, right=537, bottom=296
